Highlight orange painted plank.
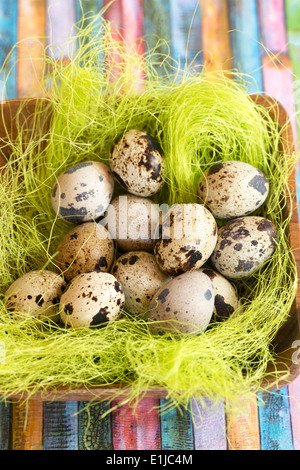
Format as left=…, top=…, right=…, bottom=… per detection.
left=12, top=401, right=43, bottom=450
left=17, top=0, right=47, bottom=98
left=226, top=397, right=260, bottom=450
left=200, top=0, right=233, bottom=73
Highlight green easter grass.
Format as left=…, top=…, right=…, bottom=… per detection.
left=0, top=14, right=298, bottom=412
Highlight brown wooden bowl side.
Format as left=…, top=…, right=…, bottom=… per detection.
left=1, top=95, right=300, bottom=402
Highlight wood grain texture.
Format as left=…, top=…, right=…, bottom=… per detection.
left=12, top=401, right=43, bottom=450
left=160, top=399, right=194, bottom=450
left=200, top=0, right=233, bottom=73
left=258, top=388, right=294, bottom=450
left=78, top=401, right=112, bottom=450
left=112, top=398, right=161, bottom=450
left=0, top=402, right=11, bottom=450
left=0, top=1, right=18, bottom=99
left=17, top=0, right=46, bottom=98
left=226, top=397, right=260, bottom=450
left=228, top=0, right=263, bottom=93
left=192, top=398, right=227, bottom=450
left=43, top=402, right=78, bottom=450
left=46, top=0, right=77, bottom=60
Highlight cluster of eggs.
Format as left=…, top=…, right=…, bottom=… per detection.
left=4, top=129, right=277, bottom=336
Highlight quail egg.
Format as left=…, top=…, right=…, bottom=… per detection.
left=103, top=194, right=160, bottom=252
left=55, top=222, right=115, bottom=282
left=4, top=270, right=66, bottom=321
left=154, top=203, right=218, bottom=276
left=147, top=271, right=215, bottom=335
left=59, top=271, right=125, bottom=328
left=210, top=216, right=277, bottom=279
left=200, top=268, right=240, bottom=321
left=197, top=160, right=270, bottom=219
left=51, top=161, right=114, bottom=224
left=111, top=251, right=170, bottom=315
left=109, top=129, right=166, bottom=197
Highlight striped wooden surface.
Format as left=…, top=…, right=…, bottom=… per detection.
left=0, top=0, right=300, bottom=450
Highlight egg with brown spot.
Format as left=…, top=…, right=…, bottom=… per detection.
left=200, top=268, right=240, bottom=321
left=51, top=161, right=114, bottom=224
left=109, top=129, right=166, bottom=197
left=4, top=270, right=66, bottom=321
left=153, top=203, right=218, bottom=276
left=55, top=222, right=115, bottom=282
left=197, top=161, right=270, bottom=219
left=103, top=194, right=160, bottom=252
left=147, top=271, right=215, bottom=335
left=111, top=251, right=170, bottom=315
left=59, top=271, right=125, bottom=328
left=210, top=216, right=277, bottom=279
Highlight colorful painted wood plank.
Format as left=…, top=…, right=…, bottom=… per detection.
left=191, top=398, right=227, bottom=450
left=169, top=0, right=203, bottom=72
left=43, top=401, right=79, bottom=450
left=0, top=0, right=18, bottom=99
left=200, top=0, right=233, bottom=74
left=17, top=0, right=47, bottom=98
left=160, top=399, right=194, bottom=450
left=258, top=388, right=294, bottom=450
left=0, top=401, right=11, bottom=450
left=111, top=399, right=161, bottom=450
left=78, top=401, right=112, bottom=450
left=226, top=396, right=260, bottom=450
left=46, top=0, right=77, bottom=60
left=289, top=374, right=300, bottom=450
left=227, top=0, right=263, bottom=93
left=258, top=0, right=288, bottom=53
left=75, top=0, right=103, bottom=22
left=12, top=401, right=43, bottom=450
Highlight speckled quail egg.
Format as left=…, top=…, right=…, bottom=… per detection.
left=109, top=129, right=166, bottom=197
left=59, top=271, right=125, bottom=328
left=55, top=222, right=115, bottom=282
left=103, top=194, right=160, bottom=252
left=4, top=270, right=66, bottom=321
left=197, top=161, right=270, bottom=219
left=111, top=251, right=170, bottom=315
left=147, top=271, right=215, bottom=335
left=51, top=161, right=114, bottom=224
left=210, top=216, right=277, bottom=279
left=200, top=268, right=240, bottom=322
left=153, top=203, right=218, bottom=276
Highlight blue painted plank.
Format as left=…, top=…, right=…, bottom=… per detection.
left=228, top=0, right=264, bottom=93
left=0, top=401, right=11, bottom=450
left=0, top=0, right=18, bottom=99
left=258, top=388, right=294, bottom=450
left=160, top=399, right=194, bottom=450
left=75, top=0, right=103, bottom=22
left=43, top=402, right=79, bottom=450
left=78, top=401, right=112, bottom=450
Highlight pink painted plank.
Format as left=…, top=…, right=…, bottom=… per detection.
left=257, top=0, right=288, bottom=53
left=192, top=398, right=227, bottom=450
left=289, top=374, right=300, bottom=450
left=103, top=0, right=123, bottom=82
left=111, top=399, right=161, bottom=450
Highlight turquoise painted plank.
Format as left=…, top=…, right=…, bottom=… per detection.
left=78, top=401, right=112, bottom=450
left=160, top=399, right=194, bottom=450
left=258, top=388, right=294, bottom=450
left=0, top=401, right=11, bottom=450
left=228, top=0, right=264, bottom=93
left=192, top=398, right=227, bottom=450
left=75, top=0, right=103, bottom=22
left=169, top=0, right=203, bottom=73
left=43, top=402, right=79, bottom=450
left=142, top=0, right=172, bottom=75
left=0, top=0, right=18, bottom=99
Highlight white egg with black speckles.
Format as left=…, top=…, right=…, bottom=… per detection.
left=197, top=161, right=270, bottom=219
left=154, top=203, right=218, bottom=276
left=103, top=194, right=160, bottom=252
left=4, top=270, right=66, bottom=321
left=210, top=216, right=278, bottom=279
left=200, top=268, right=240, bottom=321
left=109, top=129, right=166, bottom=197
left=51, top=161, right=114, bottom=224
left=59, top=271, right=125, bottom=328
left=111, top=251, right=170, bottom=315
left=147, top=271, right=215, bottom=335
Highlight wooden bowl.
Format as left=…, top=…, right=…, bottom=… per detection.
left=0, top=95, right=300, bottom=402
